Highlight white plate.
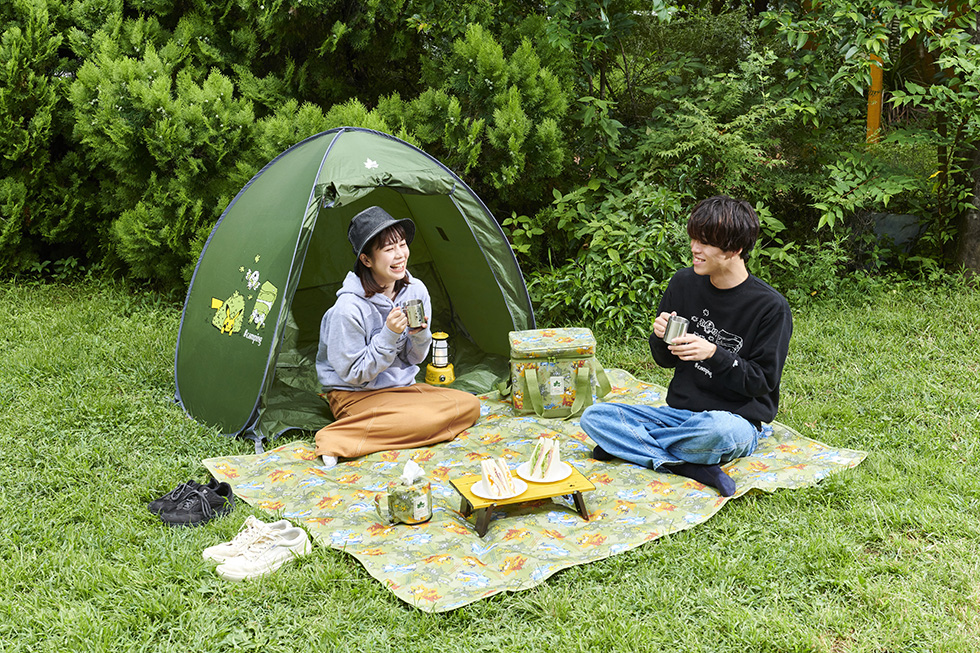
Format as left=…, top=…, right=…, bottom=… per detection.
left=516, top=460, right=572, bottom=483
left=470, top=478, right=527, bottom=500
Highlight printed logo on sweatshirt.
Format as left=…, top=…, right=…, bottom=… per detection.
left=691, top=310, right=744, bottom=355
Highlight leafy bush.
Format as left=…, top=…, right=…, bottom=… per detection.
left=812, top=150, right=923, bottom=231
left=411, top=23, right=570, bottom=207
left=0, top=2, right=577, bottom=284
left=512, top=44, right=815, bottom=332
left=70, top=46, right=256, bottom=282
left=0, top=1, right=81, bottom=273
left=2, top=0, right=978, bottom=289
left=521, top=181, right=691, bottom=339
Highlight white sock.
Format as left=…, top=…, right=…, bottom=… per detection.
left=321, top=455, right=338, bottom=469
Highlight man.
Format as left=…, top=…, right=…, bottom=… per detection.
left=581, top=195, right=792, bottom=496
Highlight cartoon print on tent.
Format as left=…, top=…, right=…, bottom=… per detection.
left=242, top=257, right=279, bottom=330
left=212, top=292, right=245, bottom=335
left=249, top=281, right=278, bottom=329
left=210, top=257, right=279, bottom=336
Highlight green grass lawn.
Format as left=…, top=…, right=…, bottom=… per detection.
left=2, top=280, right=978, bottom=652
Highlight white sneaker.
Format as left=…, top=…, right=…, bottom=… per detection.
left=215, top=526, right=312, bottom=581
left=321, top=455, right=338, bottom=468
left=202, top=516, right=292, bottom=563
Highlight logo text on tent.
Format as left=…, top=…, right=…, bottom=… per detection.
left=243, top=330, right=263, bottom=346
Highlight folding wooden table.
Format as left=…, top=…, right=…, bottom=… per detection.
left=450, top=467, right=596, bottom=537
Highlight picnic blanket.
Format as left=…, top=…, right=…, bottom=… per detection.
left=203, top=369, right=866, bottom=612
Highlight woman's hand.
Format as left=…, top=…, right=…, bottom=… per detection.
left=407, top=315, right=429, bottom=335
left=386, top=307, right=409, bottom=334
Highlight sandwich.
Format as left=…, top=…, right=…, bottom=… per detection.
left=528, top=435, right=561, bottom=481
left=479, top=458, right=517, bottom=498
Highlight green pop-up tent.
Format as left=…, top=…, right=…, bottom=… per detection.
left=175, top=127, right=535, bottom=448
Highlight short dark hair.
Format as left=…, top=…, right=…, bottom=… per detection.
left=355, top=223, right=410, bottom=297
left=687, top=195, right=759, bottom=261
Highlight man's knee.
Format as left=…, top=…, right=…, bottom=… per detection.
left=699, top=410, right=757, bottom=454
left=580, top=403, right=614, bottom=432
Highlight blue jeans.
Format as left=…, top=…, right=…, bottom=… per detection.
left=580, top=403, right=759, bottom=470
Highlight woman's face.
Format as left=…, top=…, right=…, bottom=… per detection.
left=360, top=235, right=410, bottom=288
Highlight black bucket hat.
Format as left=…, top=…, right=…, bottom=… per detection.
left=348, top=206, right=416, bottom=260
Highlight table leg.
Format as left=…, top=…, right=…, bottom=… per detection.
left=459, top=496, right=473, bottom=518
left=475, top=505, right=495, bottom=537
left=572, top=491, right=590, bottom=521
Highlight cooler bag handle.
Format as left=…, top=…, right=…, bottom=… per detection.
left=505, top=358, right=612, bottom=419
left=592, top=359, right=612, bottom=399
left=567, top=360, right=611, bottom=417
left=523, top=366, right=547, bottom=417
left=495, top=369, right=564, bottom=416
left=523, top=364, right=601, bottom=420
left=566, top=364, right=593, bottom=417
left=523, top=366, right=572, bottom=419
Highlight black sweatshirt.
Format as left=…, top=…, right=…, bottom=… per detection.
left=648, top=267, right=793, bottom=428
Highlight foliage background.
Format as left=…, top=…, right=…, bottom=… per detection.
left=2, top=0, right=979, bottom=336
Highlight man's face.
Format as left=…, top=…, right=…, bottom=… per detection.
left=690, top=239, right=739, bottom=277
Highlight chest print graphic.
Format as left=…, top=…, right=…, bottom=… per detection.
left=690, top=309, right=744, bottom=355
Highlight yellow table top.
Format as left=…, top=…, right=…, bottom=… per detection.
left=450, top=466, right=595, bottom=509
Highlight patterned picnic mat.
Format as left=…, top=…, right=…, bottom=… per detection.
left=203, top=369, right=866, bottom=612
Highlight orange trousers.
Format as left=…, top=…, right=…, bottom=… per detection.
left=315, top=384, right=481, bottom=459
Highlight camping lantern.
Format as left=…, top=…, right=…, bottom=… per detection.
left=425, top=332, right=455, bottom=385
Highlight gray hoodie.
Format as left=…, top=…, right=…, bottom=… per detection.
left=315, top=271, right=432, bottom=391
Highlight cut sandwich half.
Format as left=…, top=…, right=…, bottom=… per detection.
left=529, top=435, right=561, bottom=481
left=542, top=439, right=561, bottom=479
left=480, top=458, right=516, bottom=498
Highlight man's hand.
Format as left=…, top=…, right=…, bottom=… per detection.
left=668, top=333, right=717, bottom=361
left=652, top=311, right=673, bottom=341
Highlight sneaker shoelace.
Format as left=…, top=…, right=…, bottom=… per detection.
left=222, top=518, right=270, bottom=553
left=176, top=487, right=218, bottom=519
left=236, top=531, right=283, bottom=560
left=163, top=482, right=197, bottom=503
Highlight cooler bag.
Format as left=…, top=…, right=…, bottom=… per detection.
left=501, top=328, right=611, bottom=419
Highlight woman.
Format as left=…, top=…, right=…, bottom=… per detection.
left=314, top=206, right=481, bottom=468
